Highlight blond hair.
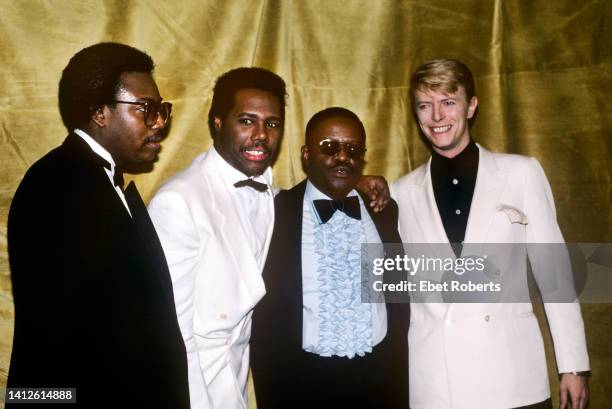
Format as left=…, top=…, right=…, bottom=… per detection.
left=410, top=59, right=475, bottom=108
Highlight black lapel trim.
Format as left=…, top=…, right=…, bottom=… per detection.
left=272, top=180, right=307, bottom=345
left=124, top=182, right=178, bottom=317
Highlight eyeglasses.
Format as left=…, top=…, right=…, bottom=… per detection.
left=318, top=138, right=366, bottom=159
left=113, top=100, right=172, bottom=127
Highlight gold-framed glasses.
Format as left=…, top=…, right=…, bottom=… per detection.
left=113, top=100, right=172, bottom=127
left=318, top=138, right=366, bottom=159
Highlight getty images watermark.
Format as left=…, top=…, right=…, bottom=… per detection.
left=360, top=243, right=612, bottom=303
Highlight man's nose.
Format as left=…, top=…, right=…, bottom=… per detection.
left=334, top=145, right=350, bottom=162
left=432, top=105, right=444, bottom=122
left=252, top=122, right=268, bottom=141
left=151, top=112, right=166, bottom=129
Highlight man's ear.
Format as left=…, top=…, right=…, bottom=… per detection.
left=213, top=117, right=223, bottom=133
left=91, top=107, right=107, bottom=128
left=300, top=145, right=310, bottom=172
left=301, top=145, right=309, bottom=161
left=467, top=96, right=478, bottom=119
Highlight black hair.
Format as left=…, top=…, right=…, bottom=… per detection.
left=305, top=107, right=366, bottom=145
left=58, top=42, right=154, bottom=130
left=208, top=67, right=286, bottom=138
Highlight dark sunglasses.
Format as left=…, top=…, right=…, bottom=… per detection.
left=318, top=138, right=366, bottom=159
left=113, top=100, right=172, bottom=127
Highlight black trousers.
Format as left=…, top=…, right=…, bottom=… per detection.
left=255, top=335, right=409, bottom=409
left=295, top=339, right=408, bottom=409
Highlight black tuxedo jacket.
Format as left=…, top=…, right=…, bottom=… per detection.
left=7, top=134, right=190, bottom=408
left=251, top=180, right=409, bottom=409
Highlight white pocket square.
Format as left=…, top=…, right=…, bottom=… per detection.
left=497, top=204, right=528, bottom=225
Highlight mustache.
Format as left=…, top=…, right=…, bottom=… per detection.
left=144, top=121, right=171, bottom=143
left=144, top=133, right=164, bottom=144
left=330, top=161, right=354, bottom=173
left=239, top=142, right=270, bottom=153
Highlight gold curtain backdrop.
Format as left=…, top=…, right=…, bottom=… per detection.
left=0, top=0, right=610, bottom=407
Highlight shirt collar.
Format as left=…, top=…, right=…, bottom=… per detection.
left=431, top=138, right=479, bottom=172
left=210, top=145, right=273, bottom=192
left=74, top=128, right=117, bottom=174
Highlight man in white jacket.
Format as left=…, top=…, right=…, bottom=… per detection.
left=390, top=59, right=590, bottom=409
left=149, top=67, right=285, bottom=409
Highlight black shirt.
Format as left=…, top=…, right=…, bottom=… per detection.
left=430, top=140, right=479, bottom=246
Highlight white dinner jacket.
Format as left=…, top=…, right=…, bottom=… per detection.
left=148, top=149, right=274, bottom=409
left=390, top=145, right=589, bottom=409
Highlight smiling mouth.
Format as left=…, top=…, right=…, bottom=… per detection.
left=431, top=125, right=452, bottom=134
left=240, top=147, right=270, bottom=162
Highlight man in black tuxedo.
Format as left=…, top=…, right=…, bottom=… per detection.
left=6, top=43, right=189, bottom=408
left=251, top=107, right=409, bottom=409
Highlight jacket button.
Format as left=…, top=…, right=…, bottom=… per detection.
left=484, top=315, right=490, bottom=322
left=220, top=313, right=227, bottom=319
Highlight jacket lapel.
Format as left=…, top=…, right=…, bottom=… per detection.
left=199, top=152, right=265, bottom=299
left=413, top=160, right=451, bottom=244
left=63, top=133, right=133, bottom=222
left=282, top=181, right=307, bottom=344
left=259, top=181, right=306, bottom=349
left=415, top=160, right=457, bottom=272
left=258, top=177, right=276, bottom=271
left=404, top=160, right=457, bottom=310
left=124, top=181, right=179, bottom=315
left=463, top=145, right=507, bottom=244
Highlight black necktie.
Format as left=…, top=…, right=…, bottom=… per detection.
left=313, top=196, right=361, bottom=223
left=234, top=178, right=268, bottom=192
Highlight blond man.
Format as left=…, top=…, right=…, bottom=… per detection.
left=391, top=59, right=589, bottom=409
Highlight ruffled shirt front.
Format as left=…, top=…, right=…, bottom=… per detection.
left=301, top=181, right=387, bottom=358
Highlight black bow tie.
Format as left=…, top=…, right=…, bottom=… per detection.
left=96, top=156, right=124, bottom=189
left=313, top=196, right=361, bottom=223
left=234, top=178, right=268, bottom=192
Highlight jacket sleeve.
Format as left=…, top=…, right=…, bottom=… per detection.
left=148, top=189, right=214, bottom=409
left=524, top=157, right=590, bottom=373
